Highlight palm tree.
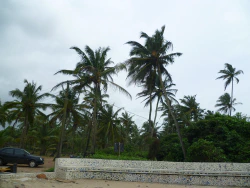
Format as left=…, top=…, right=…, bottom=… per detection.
left=0, top=101, right=10, bottom=128
left=140, top=120, right=160, bottom=158
left=215, top=93, right=242, bottom=115
left=53, top=46, right=131, bottom=154
left=29, top=115, right=58, bottom=155
left=137, top=77, right=178, bottom=135
left=180, top=95, right=204, bottom=122
left=126, top=26, right=186, bottom=158
left=98, top=104, right=123, bottom=148
left=48, top=85, right=86, bottom=158
left=216, top=63, right=243, bottom=116
left=119, top=112, right=136, bottom=144
left=5, top=79, right=50, bottom=148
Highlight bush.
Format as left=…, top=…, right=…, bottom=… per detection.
left=156, top=134, right=185, bottom=162
left=187, top=139, right=226, bottom=162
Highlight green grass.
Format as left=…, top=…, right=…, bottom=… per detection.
left=45, top=167, right=54, bottom=172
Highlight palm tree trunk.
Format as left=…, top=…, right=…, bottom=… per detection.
left=157, top=63, right=186, bottom=160
left=90, top=85, right=98, bottom=154
left=83, top=120, right=92, bottom=157
left=230, top=80, right=234, bottom=116
left=148, top=71, right=154, bottom=138
left=19, top=114, right=29, bottom=148
left=153, top=97, right=160, bottom=127
left=149, top=92, right=153, bottom=137
left=56, top=100, right=68, bottom=158
left=56, top=83, right=69, bottom=158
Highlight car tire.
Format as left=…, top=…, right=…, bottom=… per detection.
left=29, top=160, right=36, bottom=168
left=0, top=158, right=4, bottom=166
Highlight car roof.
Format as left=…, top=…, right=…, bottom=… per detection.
left=0, top=147, right=22, bottom=150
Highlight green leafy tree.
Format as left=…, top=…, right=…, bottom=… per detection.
left=216, top=63, right=243, bottom=116
left=184, top=113, right=250, bottom=162
left=187, top=139, right=226, bottom=162
left=126, top=26, right=186, bottom=159
left=157, top=133, right=184, bottom=162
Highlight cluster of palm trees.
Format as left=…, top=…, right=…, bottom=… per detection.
left=0, top=26, right=245, bottom=160
left=216, top=63, right=243, bottom=116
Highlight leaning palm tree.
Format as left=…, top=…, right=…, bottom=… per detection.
left=137, top=76, right=178, bottom=136
left=216, top=63, right=243, bottom=116
left=215, top=93, right=242, bottom=115
left=126, top=26, right=186, bottom=158
left=53, top=46, right=131, bottom=154
left=5, top=80, right=50, bottom=148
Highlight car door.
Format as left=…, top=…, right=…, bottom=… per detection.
left=1, top=148, right=14, bottom=163
left=13, top=149, right=28, bottom=164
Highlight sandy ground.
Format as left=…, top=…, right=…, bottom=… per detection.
left=0, top=178, right=237, bottom=188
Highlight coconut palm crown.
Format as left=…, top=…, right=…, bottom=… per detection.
left=216, top=63, right=243, bottom=116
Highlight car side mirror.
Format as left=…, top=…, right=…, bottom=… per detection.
left=23, top=153, right=27, bottom=156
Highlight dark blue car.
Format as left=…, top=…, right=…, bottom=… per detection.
left=0, top=147, right=44, bottom=168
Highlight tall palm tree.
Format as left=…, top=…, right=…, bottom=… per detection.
left=5, top=79, right=50, bottom=148
left=126, top=26, right=186, bottom=158
left=215, top=93, right=242, bottom=115
left=53, top=46, right=131, bottom=154
left=216, top=63, right=243, bottom=116
left=137, top=77, right=178, bottom=135
left=48, top=85, right=86, bottom=158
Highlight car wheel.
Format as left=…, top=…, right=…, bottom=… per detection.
left=29, top=160, right=36, bottom=168
left=0, top=158, right=4, bottom=166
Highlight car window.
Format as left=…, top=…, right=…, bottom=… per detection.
left=23, top=150, right=30, bottom=155
left=2, top=148, right=14, bottom=154
left=14, top=149, right=26, bottom=155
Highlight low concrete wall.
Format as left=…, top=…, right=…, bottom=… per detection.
left=55, top=158, right=250, bottom=186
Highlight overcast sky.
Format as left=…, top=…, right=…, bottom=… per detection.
left=1, top=0, right=249, bottom=127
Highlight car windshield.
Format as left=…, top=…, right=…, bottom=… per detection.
left=23, top=150, right=30, bottom=155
